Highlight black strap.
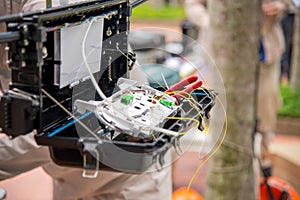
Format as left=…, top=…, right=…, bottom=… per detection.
left=260, top=165, right=274, bottom=200
left=279, top=190, right=290, bottom=200
left=264, top=177, right=275, bottom=200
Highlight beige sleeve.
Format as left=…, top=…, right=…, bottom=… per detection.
left=22, top=0, right=62, bottom=11
left=22, top=0, right=46, bottom=11
left=22, top=0, right=90, bottom=11
left=0, top=132, right=51, bottom=180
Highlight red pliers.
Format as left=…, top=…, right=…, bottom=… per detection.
left=165, top=76, right=202, bottom=101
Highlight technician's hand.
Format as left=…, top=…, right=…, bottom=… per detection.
left=262, top=2, right=282, bottom=16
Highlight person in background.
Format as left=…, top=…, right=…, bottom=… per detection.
left=0, top=1, right=172, bottom=199
left=258, top=0, right=290, bottom=173
left=184, top=0, right=290, bottom=176
left=280, top=0, right=297, bottom=84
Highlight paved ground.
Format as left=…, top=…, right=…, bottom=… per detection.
left=269, top=134, right=300, bottom=192
left=0, top=167, right=52, bottom=200
left=0, top=134, right=299, bottom=199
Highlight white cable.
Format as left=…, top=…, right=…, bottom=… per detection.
left=82, top=17, right=109, bottom=103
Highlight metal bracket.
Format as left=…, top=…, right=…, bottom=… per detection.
left=81, top=140, right=100, bottom=178
left=154, top=146, right=169, bottom=172
left=74, top=100, right=100, bottom=115
left=173, top=137, right=184, bottom=156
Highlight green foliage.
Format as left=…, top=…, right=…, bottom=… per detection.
left=278, top=85, right=300, bottom=117
left=131, top=2, right=186, bottom=20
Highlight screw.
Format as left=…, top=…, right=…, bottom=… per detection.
left=23, top=25, right=28, bottom=32
left=23, top=39, right=29, bottom=46
left=106, top=28, right=112, bottom=36
left=42, top=47, right=48, bottom=58
left=6, top=59, right=11, bottom=65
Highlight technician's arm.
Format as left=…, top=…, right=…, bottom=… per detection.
left=0, top=132, right=51, bottom=180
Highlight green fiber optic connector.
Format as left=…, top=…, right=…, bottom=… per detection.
left=121, top=94, right=134, bottom=105
left=159, top=99, right=174, bottom=108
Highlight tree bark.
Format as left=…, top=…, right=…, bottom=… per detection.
left=291, top=8, right=300, bottom=90
left=205, top=0, right=260, bottom=199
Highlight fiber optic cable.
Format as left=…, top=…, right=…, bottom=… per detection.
left=186, top=94, right=228, bottom=191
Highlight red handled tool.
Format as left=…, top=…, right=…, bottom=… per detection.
left=165, top=76, right=202, bottom=100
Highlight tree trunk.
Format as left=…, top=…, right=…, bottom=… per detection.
left=205, top=0, right=260, bottom=199
left=291, top=8, right=300, bottom=90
